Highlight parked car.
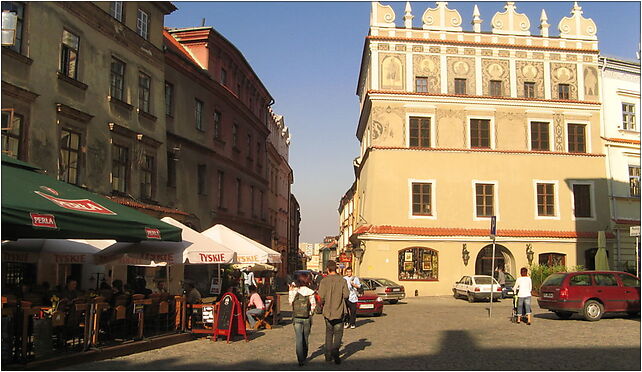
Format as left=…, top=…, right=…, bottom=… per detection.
left=360, top=278, right=405, bottom=304
left=452, top=275, right=503, bottom=302
left=356, top=282, right=384, bottom=316
left=493, top=271, right=517, bottom=298
left=537, top=270, right=640, bottom=321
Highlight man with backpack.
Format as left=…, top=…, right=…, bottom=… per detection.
left=288, top=272, right=316, bottom=366
left=318, top=260, right=349, bottom=364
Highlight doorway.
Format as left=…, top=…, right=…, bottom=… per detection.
left=475, top=244, right=514, bottom=276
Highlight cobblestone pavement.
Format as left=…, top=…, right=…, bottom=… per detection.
left=64, top=296, right=640, bottom=370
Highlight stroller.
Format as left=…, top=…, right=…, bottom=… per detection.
left=511, top=294, right=520, bottom=323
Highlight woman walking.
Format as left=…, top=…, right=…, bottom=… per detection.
left=513, top=267, right=533, bottom=325
left=289, top=272, right=317, bottom=366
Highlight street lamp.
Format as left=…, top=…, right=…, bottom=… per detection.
left=526, top=244, right=534, bottom=266
left=462, top=244, right=470, bottom=266
left=352, top=242, right=365, bottom=261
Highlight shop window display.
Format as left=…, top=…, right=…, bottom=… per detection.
left=398, top=247, right=438, bottom=280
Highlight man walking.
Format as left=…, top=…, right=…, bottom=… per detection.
left=343, top=267, right=360, bottom=329
left=318, top=260, right=349, bottom=364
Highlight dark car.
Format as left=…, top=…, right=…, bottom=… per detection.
left=356, top=282, right=384, bottom=316
left=493, top=272, right=516, bottom=298
left=537, top=271, right=640, bottom=321
left=360, top=278, right=405, bottom=304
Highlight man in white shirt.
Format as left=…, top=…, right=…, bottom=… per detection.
left=343, top=267, right=361, bottom=329
left=513, top=267, right=533, bottom=325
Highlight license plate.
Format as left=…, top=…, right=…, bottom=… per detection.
left=360, top=304, right=374, bottom=309
left=543, top=292, right=553, bottom=298
left=392, top=288, right=400, bottom=292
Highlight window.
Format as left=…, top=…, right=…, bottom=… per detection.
left=236, top=178, right=242, bottom=212
left=470, top=119, right=490, bottom=148
left=112, top=144, right=128, bottom=193
left=409, top=117, right=430, bottom=148
left=110, top=58, right=125, bottom=100
left=59, top=128, right=81, bottom=185
left=398, top=247, right=438, bottom=280
left=629, top=166, right=640, bottom=197
left=558, top=83, right=570, bottom=100
left=539, top=253, right=565, bottom=267
left=213, top=111, right=222, bottom=139
left=195, top=99, right=203, bottom=130
left=109, top=1, right=123, bottom=22
left=489, top=80, right=503, bottom=97
left=232, top=123, right=238, bottom=147
left=569, top=274, right=591, bottom=286
left=138, top=72, right=151, bottom=113
left=455, top=78, right=467, bottom=95
left=475, top=183, right=494, bottom=217
left=622, top=103, right=636, bottom=130
left=415, top=77, right=428, bottom=93
left=221, top=68, right=227, bottom=85
left=217, top=170, right=224, bottom=209
left=411, top=183, right=432, bottom=216
left=136, top=9, right=149, bottom=40
left=164, top=82, right=174, bottom=117
left=166, top=151, right=176, bottom=187
left=530, top=122, right=550, bottom=151
left=2, top=2, right=24, bottom=53
left=251, top=185, right=255, bottom=217
left=3, top=262, right=36, bottom=287
left=140, top=154, right=154, bottom=199
left=618, top=274, right=640, bottom=287
left=197, top=164, right=206, bottom=195
left=524, top=82, right=535, bottom=98
left=536, top=183, right=555, bottom=216
left=572, top=184, right=591, bottom=218
left=60, top=30, right=80, bottom=79
left=567, top=123, right=586, bottom=153
left=593, top=274, right=618, bottom=286
left=1, top=110, right=22, bottom=159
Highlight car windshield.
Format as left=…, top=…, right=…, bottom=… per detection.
left=504, top=273, right=515, bottom=281
left=474, top=277, right=495, bottom=285
left=375, top=279, right=398, bottom=286
left=542, top=273, right=567, bottom=287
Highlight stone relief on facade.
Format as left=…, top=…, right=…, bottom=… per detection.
left=372, top=2, right=396, bottom=28
left=447, top=57, right=475, bottom=94
left=491, top=2, right=531, bottom=36
left=553, top=113, right=565, bottom=151
left=550, top=53, right=561, bottom=60
left=482, top=59, right=510, bottom=96
left=464, top=48, right=475, bottom=55
left=566, top=54, right=577, bottom=61
left=446, top=47, right=458, bottom=55
left=516, top=51, right=527, bottom=58
left=422, top=2, right=463, bottom=31
left=371, top=105, right=403, bottom=145
left=583, top=55, right=594, bottom=63
left=583, top=66, right=599, bottom=101
left=558, top=2, right=597, bottom=40
left=380, top=54, right=405, bottom=90
left=395, top=44, right=406, bottom=51
left=498, top=50, right=510, bottom=57
left=533, top=52, right=544, bottom=59
left=551, top=63, right=577, bottom=100
left=378, top=43, right=390, bottom=51
left=482, top=49, right=493, bottom=56
left=413, top=54, right=441, bottom=93
left=429, top=46, right=441, bottom=53
left=413, top=45, right=423, bottom=52
left=516, top=60, right=544, bottom=98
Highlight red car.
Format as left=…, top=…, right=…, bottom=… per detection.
left=356, top=286, right=384, bottom=316
left=537, top=270, right=640, bottom=321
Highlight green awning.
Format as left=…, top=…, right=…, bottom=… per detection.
left=1, top=155, right=181, bottom=242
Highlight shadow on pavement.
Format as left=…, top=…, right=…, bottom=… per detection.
left=341, top=338, right=372, bottom=361
left=355, top=319, right=375, bottom=327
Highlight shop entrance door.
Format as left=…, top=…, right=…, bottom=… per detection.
left=475, top=244, right=514, bottom=276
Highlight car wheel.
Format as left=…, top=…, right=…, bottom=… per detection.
left=582, top=300, right=604, bottom=321
left=389, top=299, right=398, bottom=304
left=554, top=311, right=573, bottom=320
left=467, top=292, right=475, bottom=303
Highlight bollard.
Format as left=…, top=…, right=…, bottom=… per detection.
left=414, top=289, right=419, bottom=296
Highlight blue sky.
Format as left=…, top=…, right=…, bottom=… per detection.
left=165, top=1, right=641, bottom=243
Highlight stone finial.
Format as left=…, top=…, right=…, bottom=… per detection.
left=371, top=2, right=396, bottom=28
left=403, top=2, right=413, bottom=29
left=558, top=1, right=597, bottom=40
left=491, top=1, right=531, bottom=36
left=471, top=4, right=482, bottom=33
left=539, top=9, right=550, bottom=37
left=422, top=2, right=463, bottom=31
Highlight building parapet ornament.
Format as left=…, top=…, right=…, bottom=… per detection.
left=422, top=2, right=462, bottom=32
left=558, top=2, right=597, bottom=41
left=371, top=2, right=396, bottom=28
left=491, top=2, right=530, bottom=36
left=539, top=9, right=550, bottom=37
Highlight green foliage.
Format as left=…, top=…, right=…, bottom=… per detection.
left=529, top=264, right=585, bottom=294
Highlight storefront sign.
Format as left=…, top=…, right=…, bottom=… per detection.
left=133, top=303, right=144, bottom=314
left=1, top=251, right=36, bottom=263
left=145, top=228, right=161, bottom=240
left=53, top=254, right=86, bottom=264
left=35, top=191, right=116, bottom=215
left=237, top=255, right=259, bottom=263
left=140, top=253, right=174, bottom=264
left=198, top=253, right=226, bottom=263
left=209, top=275, right=221, bottom=295
left=30, top=213, right=57, bottom=229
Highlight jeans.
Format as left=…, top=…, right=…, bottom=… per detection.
left=345, top=301, right=357, bottom=326
left=517, top=296, right=532, bottom=315
left=246, top=308, right=264, bottom=328
left=324, top=318, right=344, bottom=360
left=293, top=317, right=312, bottom=363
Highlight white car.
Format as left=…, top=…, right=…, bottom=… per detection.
left=453, top=275, right=503, bottom=303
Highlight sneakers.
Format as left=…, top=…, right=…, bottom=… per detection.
left=350, top=324, right=355, bottom=329
left=344, top=323, right=349, bottom=329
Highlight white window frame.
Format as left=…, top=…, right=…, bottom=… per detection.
left=527, top=119, right=554, bottom=152
left=408, top=178, right=437, bottom=220
left=569, top=180, right=596, bottom=221
left=629, top=164, right=641, bottom=198
left=466, top=116, right=495, bottom=150
left=136, top=9, right=149, bottom=40
left=405, top=113, right=436, bottom=148
left=472, top=180, right=499, bottom=221
left=533, top=180, right=560, bottom=220
left=621, top=101, right=638, bottom=132
left=110, top=1, right=123, bottom=22
left=564, top=120, right=591, bottom=153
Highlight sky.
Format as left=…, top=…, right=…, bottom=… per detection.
left=165, top=1, right=641, bottom=243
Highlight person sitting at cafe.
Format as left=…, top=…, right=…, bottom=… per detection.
left=246, top=285, right=265, bottom=329
left=133, top=277, right=152, bottom=296
left=112, top=280, right=124, bottom=296
left=60, top=278, right=82, bottom=300
left=184, top=281, right=202, bottom=305
left=153, top=281, right=168, bottom=294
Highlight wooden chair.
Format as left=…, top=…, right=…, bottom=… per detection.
left=252, top=299, right=273, bottom=330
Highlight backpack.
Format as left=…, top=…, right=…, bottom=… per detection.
left=292, top=292, right=311, bottom=318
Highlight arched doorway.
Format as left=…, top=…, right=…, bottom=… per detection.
left=475, top=244, right=515, bottom=276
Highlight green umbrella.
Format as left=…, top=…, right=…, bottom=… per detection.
left=1, top=155, right=181, bottom=242
left=595, top=231, right=609, bottom=270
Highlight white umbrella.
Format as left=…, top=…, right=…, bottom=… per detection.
left=2, top=238, right=115, bottom=264
left=201, top=224, right=281, bottom=264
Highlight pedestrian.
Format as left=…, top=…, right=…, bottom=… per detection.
left=496, top=266, right=506, bottom=288
left=317, top=260, right=349, bottom=364
left=288, top=271, right=316, bottom=366
left=513, top=267, right=533, bottom=325
left=246, top=285, right=265, bottom=329
left=184, top=280, right=202, bottom=305
left=243, top=268, right=257, bottom=295
left=343, top=267, right=360, bottom=329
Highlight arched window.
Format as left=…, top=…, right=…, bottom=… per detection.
left=539, top=253, right=566, bottom=267
left=398, top=247, right=438, bottom=281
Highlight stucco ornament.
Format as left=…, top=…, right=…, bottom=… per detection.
left=422, top=2, right=462, bottom=31
left=558, top=2, right=597, bottom=40
left=491, top=2, right=531, bottom=36
left=371, top=2, right=396, bottom=28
